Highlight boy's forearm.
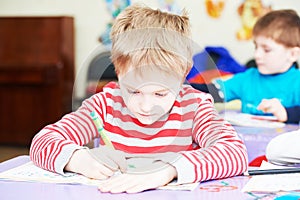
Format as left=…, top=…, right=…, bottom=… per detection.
left=30, top=130, right=82, bottom=175
left=182, top=100, right=248, bottom=183
left=175, top=140, right=248, bottom=184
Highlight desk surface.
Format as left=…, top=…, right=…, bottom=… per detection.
left=0, top=156, right=261, bottom=200
left=1, top=124, right=298, bottom=200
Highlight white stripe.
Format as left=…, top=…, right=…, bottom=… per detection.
left=181, top=90, right=211, bottom=101
left=171, top=103, right=199, bottom=114
left=103, top=86, right=122, bottom=96
left=109, top=132, right=192, bottom=147
left=105, top=98, right=124, bottom=112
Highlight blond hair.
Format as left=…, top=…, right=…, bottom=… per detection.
left=110, top=4, right=193, bottom=77
left=253, top=9, right=300, bottom=48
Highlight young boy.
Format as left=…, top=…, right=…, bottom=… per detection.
left=191, top=9, right=300, bottom=124
left=30, top=4, right=248, bottom=193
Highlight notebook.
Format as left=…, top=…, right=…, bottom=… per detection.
left=221, top=112, right=285, bottom=128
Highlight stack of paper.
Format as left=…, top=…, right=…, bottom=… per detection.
left=242, top=161, right=300, bottom=193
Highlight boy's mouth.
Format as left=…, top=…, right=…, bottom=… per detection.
left=138, top=113, right=152, bottom=117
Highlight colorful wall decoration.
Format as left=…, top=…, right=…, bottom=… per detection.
left=236, top=0, right=272, bottom=40
left=205, top=0, right=226, bottom=18
left=99, top=0, right=131, bottom=47
left=158, top=0, right=181, bottom=14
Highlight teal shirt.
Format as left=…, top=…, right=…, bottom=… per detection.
left=215, top=66, right=300, bottom=115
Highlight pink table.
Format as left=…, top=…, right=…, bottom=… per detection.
left=0, top=156, right=258, bottom=200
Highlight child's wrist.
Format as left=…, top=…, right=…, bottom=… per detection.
left=166, top=164, right=178, bottom=180
left=65, top=149, right=88, bottom=172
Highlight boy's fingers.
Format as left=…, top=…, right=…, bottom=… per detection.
left=89, top=147, right=127, bottom=171
left=108, top=151, right=127, bottom=172
left=257, top=103, right=271, bottom=113
left=99, top=155, right=119, bottom=171
left=88, top=148, right=119, bottom=171
left=92, top=171, right=111, bottom=180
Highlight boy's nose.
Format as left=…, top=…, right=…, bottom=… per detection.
left=254, top=49, right=262, bottom=60
left=139, top=96, right=153, bottom=113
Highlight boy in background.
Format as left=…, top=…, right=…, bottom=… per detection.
left=191, top=9, right=300, bottom=124
left=30, top=4, right=247, bottom=193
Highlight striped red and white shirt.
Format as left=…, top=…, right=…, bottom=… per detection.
left=30, top=82, right=248, bottom=184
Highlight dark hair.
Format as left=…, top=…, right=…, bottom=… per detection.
left=253, top=9, right=300, bottom=48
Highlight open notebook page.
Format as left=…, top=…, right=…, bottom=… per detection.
left=0, top=161, right=199, bottom=191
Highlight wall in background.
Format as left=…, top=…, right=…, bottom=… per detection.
left=0, top=0, right=299, bottom=98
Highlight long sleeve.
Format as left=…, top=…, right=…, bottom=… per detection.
left=29, top=94, right=105, bottom=174
left=286, top=106, right=300, bottom=124
left=172, top=95, right=248, bottom=184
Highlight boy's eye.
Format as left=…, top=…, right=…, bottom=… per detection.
left=127, top=89, right=169, bottom=97
left=127, top=89, right=140, bottom=95
left=155, top=92, right=168, bottom=97
left=263, top=48, right=271, bottom=53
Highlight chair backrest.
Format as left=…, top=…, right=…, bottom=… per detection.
left=87, top=51, right=116, bottom=81
left=85, top=50, right=117, bottom=97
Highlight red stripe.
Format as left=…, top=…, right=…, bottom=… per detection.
left=222, top=147, right=234, bottom=178
left=106, top=106, right=195, bottom=125
left=80, top=111, right=100, bottom=139
left=59, top=119, right=82, bottom=144
left=67, top=114, right=91, bottom=144
left=230, top=143, right=246, bottom=175
left=60, top=121, right=78, bottom=141
left=225, top=143, right=241, bottom=176
left=105, top=123, right=192, bottom=139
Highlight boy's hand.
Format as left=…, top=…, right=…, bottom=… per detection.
left=257, top=98, right=287, bottom=122
left=124, top=152, right=182, bottom=173
left=64, top=147, right=126, bottom=180
left=89, top=146, right=127, bottom=172
left=98, top=162, right=177, bottom=193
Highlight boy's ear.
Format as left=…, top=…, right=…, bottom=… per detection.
left=290, top=46, right=300, bottom=62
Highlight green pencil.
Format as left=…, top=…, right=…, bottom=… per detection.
left=90, top=111, right=115, bottom=149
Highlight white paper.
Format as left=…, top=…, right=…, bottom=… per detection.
left=221, top=112, right=285, bottom=128
left=242, top=161, right=300, bottom=193
left=0, top=161, right=198, bottom=191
